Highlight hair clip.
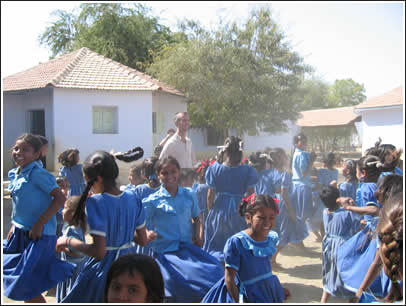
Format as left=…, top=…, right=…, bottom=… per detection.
left=366, top=160, right=383, bottom=168
left=239, top=141, right=244, bottom=152
left=242, top=193, right=256, bottom=205
left=271, top=197, right=280, bottom=215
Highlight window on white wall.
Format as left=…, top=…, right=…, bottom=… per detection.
left=152, top=112, right=157, bottom=134
left=92, top=106, right=118, bottom=134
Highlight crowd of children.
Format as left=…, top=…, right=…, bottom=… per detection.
left=3, top=132, right=403, bottom=303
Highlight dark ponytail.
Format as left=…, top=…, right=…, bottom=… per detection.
left=72, top=179, right=95, bottom=230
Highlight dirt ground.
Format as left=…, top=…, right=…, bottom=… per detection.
left=2, top=166, right=351, bottom=304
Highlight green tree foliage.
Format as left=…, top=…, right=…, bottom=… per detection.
left=148, top=7, right=311, bottom=135
left=299, top=77, right=366, bottom=111
left=38, top=3, right=182, bottom=71
left=327, top=78, right=366, bottom=107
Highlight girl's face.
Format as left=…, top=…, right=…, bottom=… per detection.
left=246, top=206, right=276, bottom=241
left=62, top=204, right=74, bottom=224
left=356, top=166, right=366, bottom=181
left=12, top=140, right=41, bottom=169
left=341, top=164, right=349, bottom=176
left=107, top=271, right=148, bottom=303
left=158, top=163, right=180, bottom=190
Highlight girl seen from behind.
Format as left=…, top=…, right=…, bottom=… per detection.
left=202, top=194, right=290, bottom=303
left=3, top=133, right=74, bottom=303
left=319, top=185, right=361, bottom=303
left=338, top=159, right=359, bottom=201
left=55, top=150, right=156, bottom=303
left=203, top=136, right=259, bottom=263
left=142, top=156, right=224, bottom=302
left=58, top=148, right=86, bottom=196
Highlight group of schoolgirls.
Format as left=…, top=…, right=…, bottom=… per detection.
left=4, top=133, right=289, bottom=303
left=315, top=138, right=403, bottom=303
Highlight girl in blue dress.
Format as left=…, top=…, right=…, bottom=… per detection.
left=319, top=185, right=361, bottom=302
left=291, top=135, right=316, bottom=222
left=132, top=156, right=161, bottom=256
left=3, top=133, right=74, bottom=303
left=56, top=195, right=88, bottom=302
left=270, top=148, right=309, bottom=266
left=291, top=133, right=316, bottom=249
left=361, top=192, right=403, bottom=303
left=354, top=174, right=403, bottom=302
left=122, top=164, right=146, bottom=192
left=203, top=136, right=259, bottom=262
left=202, top=194, right=290, bottom=303
left=58, top=148, right=86, bottom=196
left=142, top=156, right=224, bottom=303
left=337, top=155, right=385, bottom=298
left=339, top=159, right=359, bottom=201
left=307, top=152, right=338, bottom=242
left=55, top=150, right=155, bottom=303
left=194, top=159, right=215, bottom=241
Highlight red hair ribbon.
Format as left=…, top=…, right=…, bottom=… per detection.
left=196, top=160, right=209, bottom=173
left=242, top=193, right=256, bottom=205
left=272, top=197, right=280, bottom=215
left=241, top=157, right=249, bottom=164
left=209, top=159, right=216, bottom=165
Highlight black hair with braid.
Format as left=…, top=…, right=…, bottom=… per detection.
left=323, top=152, right=336, bottom=169
left=248, top=151, right=268, bottom=172
left=357, top=155, right=381, bottom=183
left=14, top=133, right=42, bottom=153
left=238, top=194, right=279, bottom=217
left=141, top=156, right=160, bottom=188
left=365, top=138, right=401, bottom=172
left=58, top=148, right=80, bottom=168
left=72, top=151, right=119, bottom=229
left=377, top=191, right=403, bottom=303
left=374, top=174, right=403, bottom=205
left=219, top=136, right=243, bottom=166
left=269, top=148, right=287, bottom=171
left=343, top=159, right=357, bottom=182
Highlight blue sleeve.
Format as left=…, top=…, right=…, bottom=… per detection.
left=247, top=166, right=259, bottom=188
left=361, top=184, right=379, bottom=207
left=65, top=226, right=85, bottom=242
left=281, top=172, right=291, bottom=189
left=134, top=195, right=146, bottom=229
left=268, top=231, right=279, bottom=248
left=205, top=164, right=216, bottom=189
left=224, top=237, right=240, bottom=271
left=190, top=191, right=200, bottom=218
left=32, top=169, right=59, bottom=194
left=86, top=196, right=107, bottom=236
left=142, top=197, right=155, bottom=228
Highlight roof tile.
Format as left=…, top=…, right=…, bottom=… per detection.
left=355, top=86, right=402, bottom=110
left=3, top=47, right=183, bottom=96
left=296, top=106, right=360, bottom=127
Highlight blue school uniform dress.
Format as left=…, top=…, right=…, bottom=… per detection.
left=132, top=183, right=160, bottom=256
left=195, top=183, right=210, bottom=228
left=202, top=231, right=285, bottom=303
left=203, top=162, right=259, bottom=262
left=56, top=225, right=87, bottom=302
left=378, top=167, right=403, bottom=180
left=59, top=164, right=86, bottom=196
left=337, top=182, right=387, bottom=297
left=339, top=180, right=359, bottom=201
left=291, top=148, right=314, bottom=221
left=307, top=168, right=338, bottom=232
left=322, top=208, right=361, bottom=298
left=274, top=170, right=309, bottom=246
left=60, top=190, right=145, bottom=303
left=3, top=161, right=75, bottom=301
left=143, top=186, right=224, bottom=303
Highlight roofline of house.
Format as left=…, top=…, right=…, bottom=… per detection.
left=354, top=104, right=402, bottom=113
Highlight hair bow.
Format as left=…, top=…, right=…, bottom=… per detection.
left=243, top=193, right=256, bottom=205
left=209, top=159, right=216, bottom=165
left=241, top=157, right=249, bottom=165
left=196, top=160, right=209, bottom=173
left=272, top=197, right=280, bottom=215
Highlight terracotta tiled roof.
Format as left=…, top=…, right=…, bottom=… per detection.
left=3, top=47, right=183, bottom=96
left=355, top=86, right=403, bottom=110
left=296, top=106, right=360, bottom=127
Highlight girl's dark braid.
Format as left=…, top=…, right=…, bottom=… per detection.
left=358, top=155, right=381, bottom=182
left=72, top=178, right=95, bottom=231
left=377, top=193, right=403, bottom=302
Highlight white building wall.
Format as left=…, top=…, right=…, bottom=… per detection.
left=3, top=88, right=53, bottom=175
left=53, top=88, right=153, bottom=169
left=358, top=106, right=404, bottom=154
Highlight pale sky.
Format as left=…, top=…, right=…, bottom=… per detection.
left=1, top=1, right=404, bottom=99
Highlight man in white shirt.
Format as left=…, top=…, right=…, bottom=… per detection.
left=159, top=112, right=196, bottom=169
